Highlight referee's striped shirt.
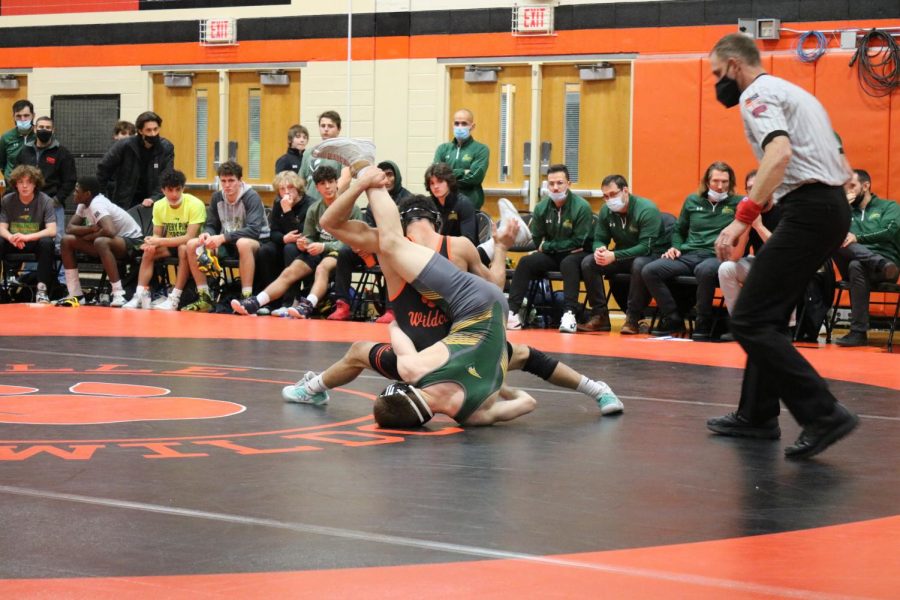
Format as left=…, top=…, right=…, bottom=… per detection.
left=739, top=74, right=848, bottom=201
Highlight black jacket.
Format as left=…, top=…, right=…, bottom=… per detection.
left=16, top=138, right=77, bottom=203
left=269, top=193, right=314, bottom=245
left=435, top=191, right=477, bottom=245
left=96, top=135, right=175, bottom=208
left=275, top=148, right=303, bottom=174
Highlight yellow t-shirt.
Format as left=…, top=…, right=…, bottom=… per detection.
left=152, top=194, right=206, bottom=238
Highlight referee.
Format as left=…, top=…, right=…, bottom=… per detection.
left=705, top=33, right=858, bottom=459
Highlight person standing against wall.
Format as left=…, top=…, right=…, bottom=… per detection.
left=275, top=124, right=309, bottom=174
left=433, top=109, right=489, bottom=210
left=0, top=99, right=36, bottom=184
left=706, top=33, right=857, bottom=459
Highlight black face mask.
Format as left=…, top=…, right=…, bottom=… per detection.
left=35, top=130, right=52, bottom=143
left=715, top=75, right=741, bottom=108
left=142, top=134, right=160, bottom=147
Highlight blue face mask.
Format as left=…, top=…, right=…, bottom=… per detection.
left=453, top=126, right=470, bottom=141
left=16, top=119, right=31, bottom=132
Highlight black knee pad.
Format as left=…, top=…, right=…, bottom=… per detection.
left=368, top=343, right=401, bottom=380
left=523, top=347, right=558, bottom=381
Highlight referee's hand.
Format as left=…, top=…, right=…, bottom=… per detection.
left=715, top=221, right=749, bottom=261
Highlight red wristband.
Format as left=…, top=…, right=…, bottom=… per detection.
left=735, top=197, right=762, bottom=225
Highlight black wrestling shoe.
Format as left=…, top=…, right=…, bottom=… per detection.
left=784, top=403, right=859, bottom=459
left=707, top=412, right=781, bottom=439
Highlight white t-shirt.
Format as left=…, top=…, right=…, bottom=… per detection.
left=76, top=194, right=143, bottom=239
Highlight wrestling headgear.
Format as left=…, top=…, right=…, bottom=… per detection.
left=373, top=381, right=434, bottom=428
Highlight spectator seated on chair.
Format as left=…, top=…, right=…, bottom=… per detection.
left=578, top=174, right=669, bottom=334
left=832, top=169, right=900, bottom=347
left=231, top=165, right=360, bottom=318
left=254, top=170, right=315, bottom=310
left=121, top=169, right=206, bottom=310
left=424, top=162, right=477, bottom=246
left=328, top=160, right=411, bottom=321
left=506, top=164, right=593, bottom=333
left=0, top=164, right=57, bottom=303
left=59, top=175, right=144, bottom=307
left=182, top=160, right=269, bottom=312
left=631, top=161, right=742, bottom=339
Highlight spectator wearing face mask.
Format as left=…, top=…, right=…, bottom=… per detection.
left=505, top=164, right=593, bottom=333
left=632, top=161, right=743, bottom=339
left=578, top=174, right=670, bottom=334
left=15, top=115, right=77, bottom=205
left=0, top=99, right=36, bottom=182
left=433, top=108, right=489, bottom=210
left=96, top=111, right=174, bottom=209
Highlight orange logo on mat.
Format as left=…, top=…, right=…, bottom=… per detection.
left=0, top=382, right=244, bottom=425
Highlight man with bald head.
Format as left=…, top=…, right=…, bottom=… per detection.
left=434, top=108, right=489, bottom=210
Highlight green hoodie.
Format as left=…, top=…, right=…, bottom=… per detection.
left=850, top=194, right=900, bottom=265
left=530, top=191, right=593, bottom=254
left=593, top=194, right=670, bottom=259
left=672, top=193, right=741, bottom=255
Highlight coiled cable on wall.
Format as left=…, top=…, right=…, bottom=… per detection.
left=795, top=30, right=827, bottom=63
left=849, top=28, right=900, bottom=97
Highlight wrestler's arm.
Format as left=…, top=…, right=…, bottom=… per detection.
left=462, top=386, right=536, bottom=426
left=320, top=176, right=379, bottom=254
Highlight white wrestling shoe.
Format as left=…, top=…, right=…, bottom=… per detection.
left=311, top=138, right=376, bottom=174
left=497, top=197, right=532, bottom=248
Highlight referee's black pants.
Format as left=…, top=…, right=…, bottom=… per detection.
left=730, top=184, right=849, bottom=426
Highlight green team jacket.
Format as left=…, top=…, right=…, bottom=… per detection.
left=593, top=194, right=670, bottom=259
left=530, top=191, right=593, bottom=254
left=302, top=198, right=361, bottom=254
left=672, top=193, right=741, bottom=255
left=433, top=136, right=489, bottom=209
left=0, top=127, right=34, bottom=179
left=850, top=194, right=900, bottom=265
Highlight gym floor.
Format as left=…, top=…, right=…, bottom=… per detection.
left=0, top=304, right=897, bottom=598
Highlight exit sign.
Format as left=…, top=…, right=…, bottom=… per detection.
left=201, top=17, right=237, bottom=45
left=513, top=4, right=555, bottom=36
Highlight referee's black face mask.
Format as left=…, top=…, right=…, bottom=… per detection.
left=715, top=62, right=741, bottom=108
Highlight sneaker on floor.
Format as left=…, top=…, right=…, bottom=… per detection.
left=257, top=306, right=271, bottom=316
left=271, top=306, right=291, bottom=318
left=282, top=371, right=329, bottom=405
left=497, top=197, right=533, bottom=248
left=834, top=330, right=867, bottom=347
left=311, top=138, right=376, bottom=174
left=327, top=299, right=352, bottom=321
left=122, top=293, right=146, bottom=309
left=287, top=297, right=314, bottom=319
left=559, top=310, right=577, bottom=333
left=181, top=292, right=214, bottom=313
left=231, top=296, right=260, bottom=316
left=507, top=311, right=523, bottom=330
left=54, top=295, right=83, bottom=308
left=597, top=391, right=624, bottom=415
left=109, top=292, right=127, bottom=308
left=375, top=308, right=395, bottom=324
left=35, top=289, right=50, bottom=304
left=153, top=296, right=180, bottom=311
left=651, top=315, right=686, bottom=336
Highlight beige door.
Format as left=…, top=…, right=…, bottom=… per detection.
left=152, top=72, right=220, bottom=204
left=228, top=70, right=300, bottom=204
left=448, top=65, right=532, bottom=217
left=541, top=63, right=632, bottom=211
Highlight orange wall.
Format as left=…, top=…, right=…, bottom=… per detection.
left=633, top=49, right=900, bottom=216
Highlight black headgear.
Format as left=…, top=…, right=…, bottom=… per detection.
left=374, top=382, right=434, bottom=427
left=399, top=205, right=442, bottom=233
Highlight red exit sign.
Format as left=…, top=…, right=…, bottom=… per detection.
left=514, top=5, right=554, bottom=35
